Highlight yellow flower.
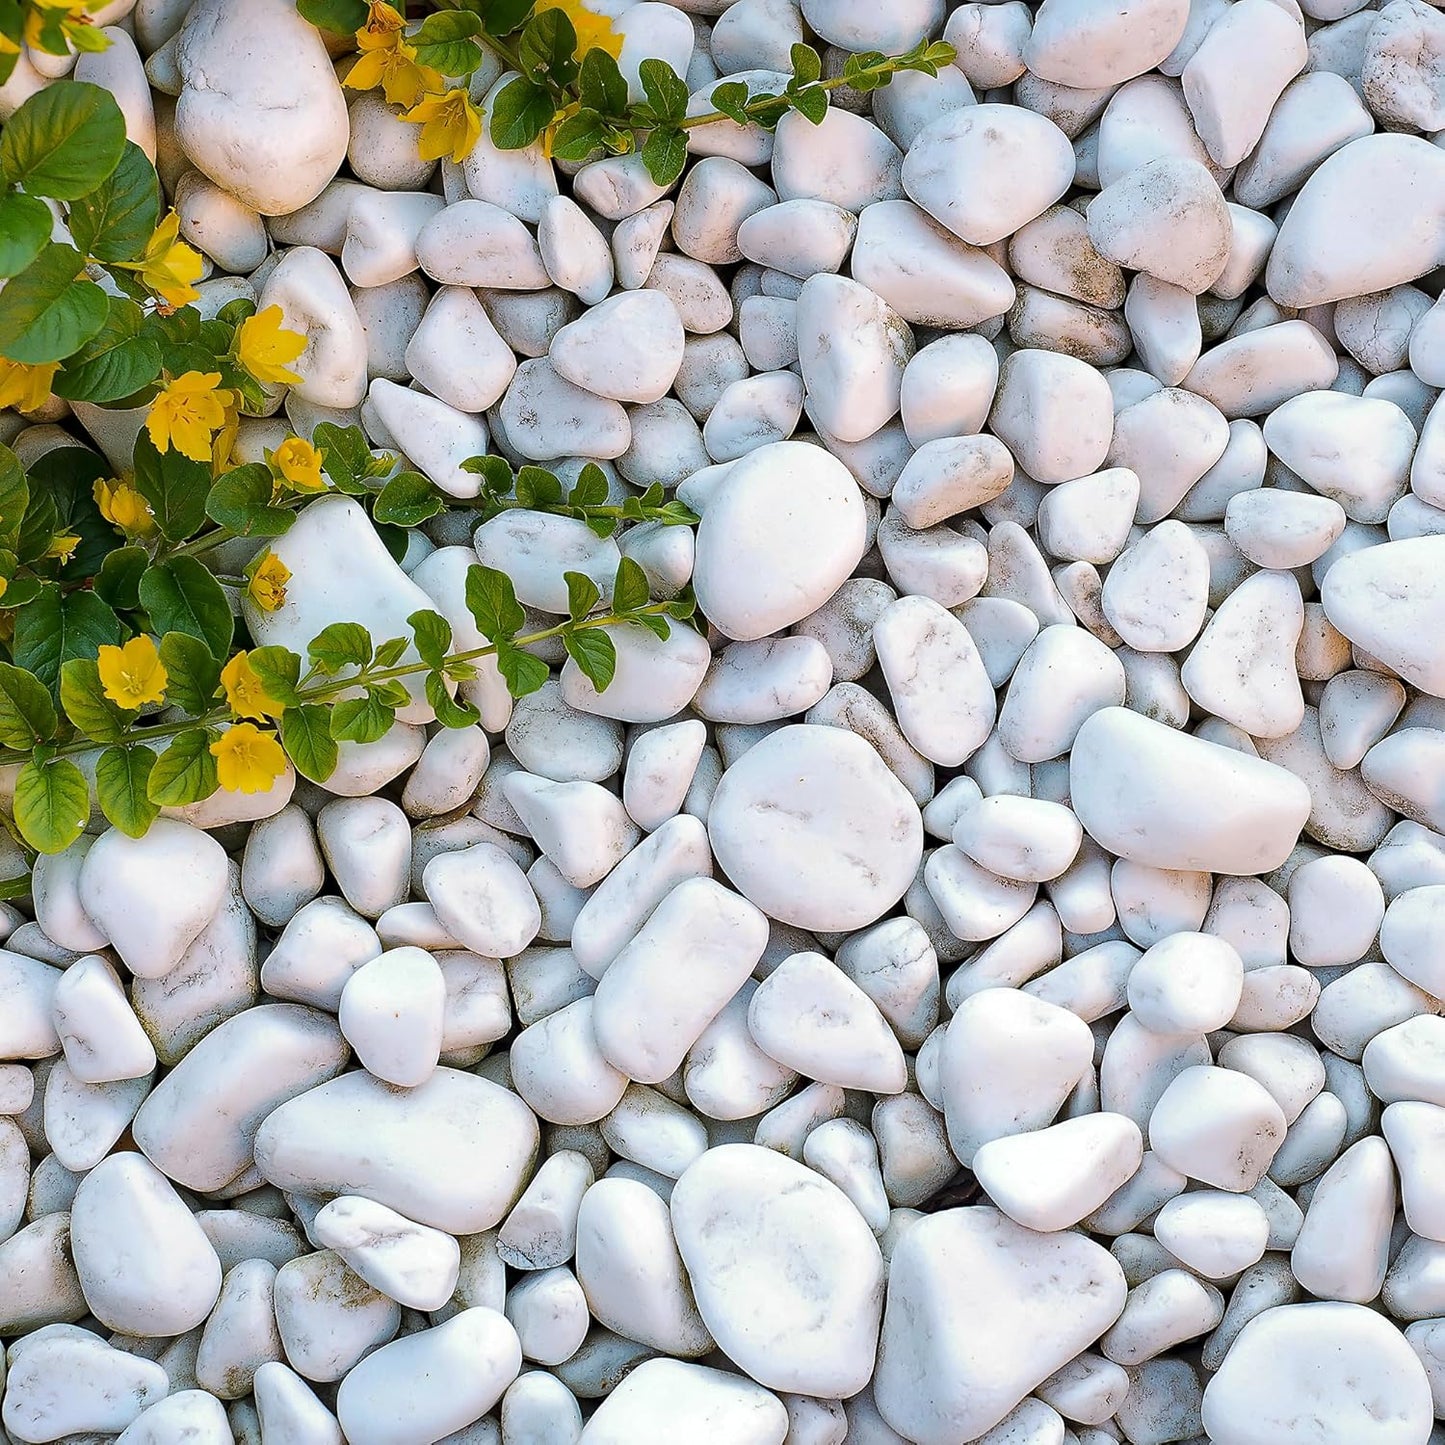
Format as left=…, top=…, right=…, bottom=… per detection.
left=211, top=402, right=241, bottom=478
left=248, top=551, right=291, bottom=612
left=45, top=534, right=79, bottom=564
left=345, top=29, right=443, bottom=108
left=541, top=100, right=581, bottom=159
left=535, top=0, right=623, bottom=57
left=211, top=722, right=288, bottom=794
left=220, top=651, right=286, bottom=721
left=272, top=436, right=326, bottom=492
left=146, top=371, right=233, bottom=463
left=130, top=211, right=204, bottom=310
left=362, top=1, right=406, bottom=35
left=93, top=477, right=155, bottom=537
left=97, top=636, right=168, bottom=710
left=0, top=28, right=18, bottom=56
left=236, top=305, right=306, bottom=388
left=402, top=87, right=483, bottom=164
left=0, top=360, right=59, bottom=413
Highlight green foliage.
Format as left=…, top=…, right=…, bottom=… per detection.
left=0, top=193, right=50, bottom=279
left=147, top=728, right=219, bottom=807
left=67, top=142, right=161, bottom=263
left=206, top=465, right=297, bottom=537
left=139, top=557, right=234, bottom=661
left=296, top=0, right=368, bottom=31
left=94, top=745, right=159, bottom=837
left=13, top=758, right=89, bottom=853
left=0, top=244, right=109, bottom=364
left=0, top=82, right=126, bottom=200
left=413, top=10, right=486, bottom=74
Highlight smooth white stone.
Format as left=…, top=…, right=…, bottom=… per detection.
left=1153, top=1190, right=1270, bottom=1279
left=953, top=795, right=1082, bottom=884
left=941, top=988, right=1094, bottom=1165
left=255, top=1068, right=539, bottom=1234
left=2, top=1331, right=169, bottom=1443
left=550, top=290, right=685, bottom=405
left=52, top=954, right=156, bottom=1084
left=71, top=1151, right=222, bottom=1335
left=1290, top=1137, right=1395, bottom=1304
left=903, top=104, right=1076, bottom=247
left=1149, top=1066, right=1288, bottom=1191
left=257, top=247, right=367, bottom=408
left=337, top=1310, right=521, bottom=1445
left=707, top=725, right=923, bottom=931
left=76, top=821, right=227, bottom=980
left=1201, top=1303, right=1432, bottom=1445
left=670, top=1143, right=884, bottom=1397
left=423, top=843, right=542, bottom=959
left=337, top=947, right=445, bottom=1089
left=173, top=0, right=347, bottom=214
left=313, top=1196, right=460, bottom=1312
left=579, top=1358, right=786, bottom=1445
left=989, top=347, right=1114, bottom=484
left=1069, top=708, right=1312, bottom=873
left=509, top=998, right=628, bottom=1126
left=116, top=1390, right=232, bottom=1445
left=874, top=1207, right=1126, bottom=1444
left=498, top=358, right=631, bottom=462
left=1026, top=0, right=1190, bottom=86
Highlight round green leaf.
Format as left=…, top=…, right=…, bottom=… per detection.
left=0, top=192, right=51, bottom=279
left=146, top=728, right=219, bottom=807
left=0, top=660, right=57, bottom=748
left=13, top=757, right=89, bottom=854
left=0, top=82, right=127, bottom=201
left=280, top=704, right=338, bottom=783
left=139, top=557, right=235, bottom=661
left=0, top=243, right=109, bottom=364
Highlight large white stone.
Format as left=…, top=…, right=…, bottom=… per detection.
left=174, top=0, right=347, bottom=214
left=670, top=1144, right=884, bottom=1397
left=254, top=1067, right=539, bottom=1233
left=1202, top=1303, right=1433, bottom=1445
left=693, top=441, right=866, bottom=641
left=874, top=1208, right=1127, bottom=1444
left=1069, top=708, right=1312, bottom=873
left=707, top=724, right=923, bottom=930
left=580, top=1359, right=787, bottom=1445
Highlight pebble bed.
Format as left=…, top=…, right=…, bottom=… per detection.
left=7, top=0, right=1445, bottom=1443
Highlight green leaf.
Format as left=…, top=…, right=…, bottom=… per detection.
left=640, top=126, right=687, bottom=188
left=0, top=81, right=127, bottom=200
left=307, top=622, right=373, bottom=675
left=568, top=463, right=610, bottom=509
left=564, top=570, right=601, bottom=622
left=53, top=294, right=161, bottom=405
left=519, top=6, right=578, bottom=86
left=66, top=141, right=160, bottom=263
left=374, top=470, right=444, bottom=526
left=373, top=677, right=410, bottom=708
left=632, top=610, right=671, bottom=640
left=514, top=465, right=564, bottom=508
left=0, top=661, right=57, bottom=748
left=155, top=631, right=219, bottom=715
left=0, top=243, right=108, bottom=364
left=612, top=555, right=651, bottom=614
left=93, top=546, right=147, bottom=611
left=640, top=59, right=689, bottom=123
left=549, top=111, right=607, bottom=164
left=413, top=10, right=485, bottom=74
left=578, top=47, right=628, bottom=115
left=0, top=192, right=50, bottom=279
left=791, top=85, right=828, bottom=124
left=462, top=452, right=514, bottom=490
left=295, top=0, right=368, bottom=31
left=15, top=484, right=58, bottom=568
left=372, top=636, right=408, bottom=669
left=789, top=42, right=822, bottom=85
left=426, top=670, right=480, bottom=729
left=494, top=639, right=550, bottom=698
left=13, top=758, right=89, bottom=854
left=409, top=609, right=452, bottom=670
left=706, top=80, right=752, bottom=125
left=146, top=728, right=219, bottom=807
left=206, top=465, right=296, bottom=538
left=216, top=297, right=257, bottom=329
left=312, top=422, right=375, bottom=495
left=247, top=646, right=302, bottom=707
left=131, top=429, right=210, bottom=543
left=280, top=704, right=338, bottom=782
left=489, top=76, right=556, bottom=150
left=564, top=628, right=616, bottom=692
left=139, top=557, right=234, bottom=660
left=94, top=745, right=159, bottom=837
left=14, top=588, right=124, bottom=697
left=330, top=690, right=395, bottom=744
left=465, top=564, right=525, bottom=642
left=475, top=0, right=534, bottom=35
left=58, top=657, right=127, bottom=743
left=25, top=446, right=110, bottom=583
left=0, top=444, right=28, bottom=555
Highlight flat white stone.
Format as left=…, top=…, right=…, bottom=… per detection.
left=670, top=1143, right=884, bottom=1397
left=313, top=1196, right=461, bottom=1312
left=579, top=1359, right=787, bottom=1445
left=2, top=1331, right=170, bottom=1444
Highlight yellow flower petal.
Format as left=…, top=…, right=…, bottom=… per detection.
left=236, top=305, right=307, bottom=387
left=247, top=552, right=291, bottom=613
left=146, top=371, right=233, bottom=463
left=93, top=477, right=156, bottom=537
left=45, top=534, right=79, bottom=564
left=132, top=211, right=205, bottom=309
left=211, top=722, right=288, bottom=794
left=272, top=436, right=326, bottom=493
left=221, top=651, right=286, bottom=722
left=0, top=360, right=59, bottom=414
left=402, top=87, right=483, bottom=164
left=97, top=636, right=168, bottom=710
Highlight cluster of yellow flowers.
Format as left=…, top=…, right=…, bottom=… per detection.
left=344, top=2, right=481, bottom=163
left=94, top=637, right=290, bottom=793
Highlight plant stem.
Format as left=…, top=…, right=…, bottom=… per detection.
left=0, top=602, right=676, bottom=769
